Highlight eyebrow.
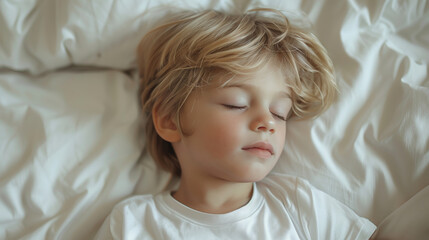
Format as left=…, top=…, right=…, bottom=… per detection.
left=222, top=83, right=291, bottom=99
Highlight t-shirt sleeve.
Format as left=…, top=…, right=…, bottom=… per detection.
left=93, top=195, right=154, bottom=240
left=292, top=177, right=377, bottom=240
left=94, top=201, right=130, bottom=240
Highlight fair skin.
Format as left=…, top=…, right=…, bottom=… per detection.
left=153, top=60, right=292, bottom=214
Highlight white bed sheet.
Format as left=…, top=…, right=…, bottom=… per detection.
left=0, top=0, right=428, bottom=239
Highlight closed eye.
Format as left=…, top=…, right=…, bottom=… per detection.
left=223, top=104, right=287, bottom=121
left=223, top=104, right=246, bottom=110
left=272, top=113, right=287, bottom=121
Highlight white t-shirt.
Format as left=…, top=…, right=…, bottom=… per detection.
left=95, top=173, right=376, bottom=240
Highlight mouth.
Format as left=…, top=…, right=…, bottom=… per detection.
left=242, top=142, right=274, bottom=159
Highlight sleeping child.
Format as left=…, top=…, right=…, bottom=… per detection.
left=95, top=8, right=377, bottom=239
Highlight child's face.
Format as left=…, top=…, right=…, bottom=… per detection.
left=174, top=61, right=292, bottom=182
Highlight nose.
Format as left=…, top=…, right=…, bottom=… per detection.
left=250, top=109, right=276, bottom=134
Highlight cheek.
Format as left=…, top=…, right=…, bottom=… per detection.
left=198, top=115, right=243, bottom=158
left=276, top=124, right=287, bottom=153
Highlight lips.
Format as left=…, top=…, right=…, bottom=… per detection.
left=242, top=142, right=274, bottom=158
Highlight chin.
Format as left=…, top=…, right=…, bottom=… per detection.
left=248, top=174, right=269, bottom=182
left=244, top=163, right=276, bottom=182
left=231, top=170, right=271, bottom=183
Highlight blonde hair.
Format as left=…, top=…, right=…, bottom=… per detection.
left=138, top=8, right=337, bottom=176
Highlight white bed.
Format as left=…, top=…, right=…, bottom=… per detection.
left=0, top=0, right=428, bottom=239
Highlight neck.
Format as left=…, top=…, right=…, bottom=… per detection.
left=172, top=175, right=253, bottom=214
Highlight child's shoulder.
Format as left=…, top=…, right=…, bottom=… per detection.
left=95, top=192, right=171, bottom=239
left=110, top=193, right=159, bottom=217
left=259, top=173, right=376, bottom=239
left=259, top=172, right=346, bottom=211
left=258, top=172, right=342, bottom=215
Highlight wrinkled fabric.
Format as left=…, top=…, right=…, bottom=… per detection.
left=0, top=0, right=428, bottom=239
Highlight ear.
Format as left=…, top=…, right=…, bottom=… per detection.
left=152, top=107, right=181, bottom=143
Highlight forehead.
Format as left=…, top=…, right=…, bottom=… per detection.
left=209, top=62, right=291, bottom=95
